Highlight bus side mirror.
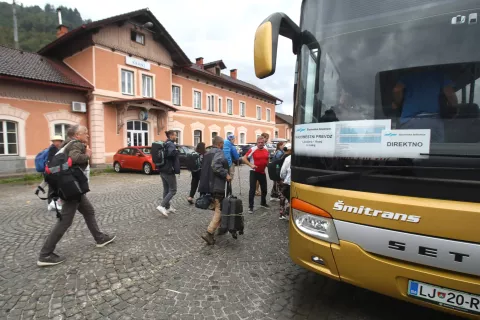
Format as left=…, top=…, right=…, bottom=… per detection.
left=254, top=12, right=301, bottom=79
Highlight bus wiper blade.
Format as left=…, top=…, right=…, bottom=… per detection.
left=307, top=172, right=360, bottom=184
left=420, top=153, right=480, bottom=159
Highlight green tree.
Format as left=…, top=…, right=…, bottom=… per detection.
left=0, top=1, right=90, bottom=52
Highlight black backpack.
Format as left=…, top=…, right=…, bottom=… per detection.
left=267, top=156, right=286, bottom=181
left=151, top=141, right=166, bottom=167
left=44, top=141, right=90, bottom=207
left=186, top=152, right=201, bottom=172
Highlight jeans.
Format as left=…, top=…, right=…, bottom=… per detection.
left=160, top=173, right=177, bottom=209
left=40, top=195, right=104, bottom=257
left=207, top=198, right=222, bottom=234
left=400, top=115, right=444, bottom=143
left=189, top=171, right=201, bottom=198
left=249, top=171, right=267, bottom=209
left=279, top=184, right=291, bottom=216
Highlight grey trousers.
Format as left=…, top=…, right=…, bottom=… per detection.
left=160, top=173, right=177, bottom=209
left=39, top=195, right=103, bottom=257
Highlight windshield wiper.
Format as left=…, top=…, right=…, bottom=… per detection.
left=420, top=153, right=480, bottom=159
left=306, top=172, right=360, bottom=184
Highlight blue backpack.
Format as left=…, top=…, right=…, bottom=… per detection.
left=35, top=148, right=49, bottom=173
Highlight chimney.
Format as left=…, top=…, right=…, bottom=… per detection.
left=195, top=57, right=204, bottom=68
left=230, top=69, right=237, bottom=79
left=56, top=8, right=68, bottom=38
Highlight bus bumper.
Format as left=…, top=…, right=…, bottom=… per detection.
left=290, top=221, right=480, bottom=319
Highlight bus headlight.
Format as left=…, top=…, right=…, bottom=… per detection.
left=292, top=208, right=339, bottom=244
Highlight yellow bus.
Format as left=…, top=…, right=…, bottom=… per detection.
left=254, top=1, right=480, bottom=318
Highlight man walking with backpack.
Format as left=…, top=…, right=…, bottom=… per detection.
left=199, top=136, right=231, bottom=245
left=38, top=125, right=115, bottom=267
left=156, top=130, right=180, bottom=217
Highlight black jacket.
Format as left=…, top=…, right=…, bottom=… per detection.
left=199, top=146, right=228, bottom=196
left=47, top=144, right=59, bottom=163
left=159, top=139, right=180, bottom=174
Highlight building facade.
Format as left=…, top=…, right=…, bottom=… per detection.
left=275, top=113, right=293, bottom=141
left=0, top=9, right=281, bottom=173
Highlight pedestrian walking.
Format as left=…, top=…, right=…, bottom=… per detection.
left=279, top=144, right=292, bottom=220
left=199, top=136, right=232, bottom=245
left=187, top=142, right=206, bottom=204
left=223, top=134, right=240, bottom=194
left=243, top=136, right=270, bottom=214
left=157, top=130, right=180, bottom=217
left=269, top=142, right=285, bottom=201
left=255, top=132, right=269, bottom=196
left=37, top=125, right=115, bottom=267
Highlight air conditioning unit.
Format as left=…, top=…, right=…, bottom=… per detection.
left=72, top=101, right=87, bottom=113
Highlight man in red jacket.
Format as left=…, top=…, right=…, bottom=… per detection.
left=243, top=136, right=270, bottom=214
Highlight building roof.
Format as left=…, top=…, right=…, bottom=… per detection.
left=203, top=60, right=227, bottom=70
left=184, top=64, right=282, bottom=103
left=103, top=97, right=178, bottom=111
left=276, top=112, right=293, bottom=125
left=0, top=45, right=93, bottom=90
left=38, top=8, right=191, bottom=66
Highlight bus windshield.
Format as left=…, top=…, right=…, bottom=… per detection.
left=294, top=0, right=480, bottom=201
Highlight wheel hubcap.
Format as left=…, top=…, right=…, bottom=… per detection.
left=144, top=165, right=150, bottom=174
left=115, top=164, right=120, bottom=171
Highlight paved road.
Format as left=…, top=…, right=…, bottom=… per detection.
left=0, top=167, right=461, bottom=320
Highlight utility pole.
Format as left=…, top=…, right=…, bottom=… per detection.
left=12, top=0, right=19, bottom=49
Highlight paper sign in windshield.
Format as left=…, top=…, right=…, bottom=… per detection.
left=294, top=123, right=335, bottom=157
left=380, top=129, right=431, bottom=159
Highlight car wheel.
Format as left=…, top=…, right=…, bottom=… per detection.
left=143, top=163, right=152, bottom=175
left=113, top=162, right=121, bottom=173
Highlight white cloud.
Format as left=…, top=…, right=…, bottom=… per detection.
left=19, top=0, right=301, bottom=115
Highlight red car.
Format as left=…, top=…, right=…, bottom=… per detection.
left=113, top=146, right=156, bottom=175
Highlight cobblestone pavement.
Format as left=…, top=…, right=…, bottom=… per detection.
left=0, top=166, right=461, bottom=320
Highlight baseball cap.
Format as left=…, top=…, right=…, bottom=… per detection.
left=227, top=134, right=235, bottom=141
left=51, top=135, right=64, bottom=142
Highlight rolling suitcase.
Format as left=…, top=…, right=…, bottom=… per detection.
left=220, top=182, right=244, bottom=239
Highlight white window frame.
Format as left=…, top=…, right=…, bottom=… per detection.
left=227, top=99, right=233, bottom=115
left=193, top=90, right=202, bottom=110
left=171, top=129, right=182, bottom=144
left=142, top=74, right=153, bottom=98
left=53, top=123, right=70, bottom=141
left=131, top=30, right=145, bottom=45
left=0, top=120, right=18, bottom=156
left=207, top=95, right=215, bottom=112
left=256, top=106, right=262, bottom=120
left=275, top=130, right=279, bottom=139
left=193, top=129, right=203, bottom=146
left=240, top=101, right=246, bottom=117
left=121, top=69, right=134, bottom=95
left=126, top=120, right=150, bottom=147
left=239, top=132, right=246, bottom=144
left=172, top=85, right=181, bottom=106
left=266, top=108, right=271, bottom=122
left=218, top=97, right=222, bottom=113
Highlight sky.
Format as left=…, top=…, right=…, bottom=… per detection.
left=18, top=0, right=302, bottom=115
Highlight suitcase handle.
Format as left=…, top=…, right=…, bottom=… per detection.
left=224, top=181, right=232, bottom=198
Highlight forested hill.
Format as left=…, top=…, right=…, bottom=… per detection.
left=0, top=2, right=91, bottom=52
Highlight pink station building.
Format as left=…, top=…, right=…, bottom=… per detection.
left=0, top=8, right=284, bottom=173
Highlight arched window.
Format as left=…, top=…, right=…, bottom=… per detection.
left=194, top=130, right=202, bottom=146
left=239, top=132, right=246, bottom=144
left=0, top=120, right=18, bottom=155
left=54, top=123, right=70, bottom=140
left=127, top=120, right=149, bottom=146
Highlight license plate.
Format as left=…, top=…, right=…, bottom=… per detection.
left=408, top=280, right=480, bottom=315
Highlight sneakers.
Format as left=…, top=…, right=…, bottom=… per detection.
left=187, top=197, right=194, bottom=205
left=270, top=197, right=280, bottom=202
left=260, top=203, right=270, bottom=209
left=201, top=232, right=215, bottom=245
left=248, top=208, right=254, bottom=214
left=156, top=205, right=169, bottom=217
left=167, top=206, right=177, bottom=214
left=279, top=215, right=287, bottom=220
left=96, top=234, right=116, bottom=248
left=37, top=253, right=65, bottom=267
left=47, top=201, right=62, bottom=212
